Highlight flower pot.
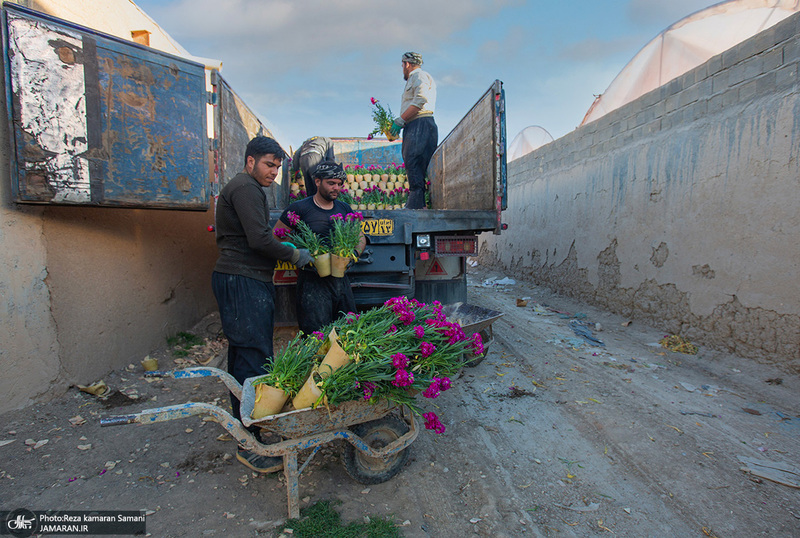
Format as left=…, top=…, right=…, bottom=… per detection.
left=313, top=252, right=331, bottom=277
left=346, top=174, right=354, bottom=182
left=358, top=204, right=367, bottom=210
left=381, top=174, right=389, bottom=182
left=378, top=181, right=387, bottom=191
left=292, top=375, right=324, bottom=410
left=397, top=174, right=406, bottom=183
left=319, top=328, right=350, bottom=375
left=386, top=181, right=395, bottom=191
left=389, top=174, right=397, bottom=182
left=383, top=129, right=399, bottom=142
left=359, top=180, right=368, bottom=190
left=355, top=189, right=363, bottom=198
left=366, top=203, right=376, bottom=210
left=251, top=384, right=289, bottom=419
left=393, top=204, right=403, bottom=209
left=376, top=203, right=385, bottom=210
left=330, top=253, right=350, bottom=278
left=404, top=181, right=410, bottom=189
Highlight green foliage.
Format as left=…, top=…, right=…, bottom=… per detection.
left=254, top=332, right=321, bottom=397
left=279, top=500, right=402, bottom=538
left=167, top=332, right=203, bottom=357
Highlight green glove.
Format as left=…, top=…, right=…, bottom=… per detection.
left=389, top=119, right=403, bottom=137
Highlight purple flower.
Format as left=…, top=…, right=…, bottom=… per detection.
left=399, top=310, right=416, bottom=325
left=423, top=412, right=445, bottom=434
left=420, top=342, right=437, bottom=358
left=414, top=326, right=425, bottom=338
left=371, top=97, right=378, bottom=105
left=286, top=211, right=301, bottom=226
left=391, top=353, right=409, bottom=369
left=437, top=376, right=452, bottom=391
left=273, top=227, right=289, bottom=239
left=392, top=368, right=414, bottom=387
left=357, top=381, right=376, bottom=401
left=312, top=331, right=325, bottom=341
left=367, top=134, right=373, bottom=140
left=470, top=332, right=485, bottom=356
left=329, top=213, right=344, bottom=222
left=423, top=382, right=440, bottom=399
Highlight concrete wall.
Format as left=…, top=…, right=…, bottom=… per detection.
left=0, top=66, right=219, bottom=413
left=481, top=13, right=800, bottom=371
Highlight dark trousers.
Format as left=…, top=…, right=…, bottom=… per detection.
left=296, top=270, right=357, bottom=335
left=402, top=116, right=438, bottom=209
left=211, top=272, right=275, bottom=429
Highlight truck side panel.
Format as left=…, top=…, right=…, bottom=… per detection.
left=3, top=4, right=209, bottom=209
left=427, top=81, right=507, bottom=217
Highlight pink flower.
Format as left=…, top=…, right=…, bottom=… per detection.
left=437, top=376, right=452, bottom=391
left=312, top=331, right=325, bottom=341
left=299, top=189, right=306, bottom=197
left=399, top=310, right=416, bottom=325
left=392, top=368, right=414, bottom=387
left=391, top=353, right=409, bottom=369
left=423, top=412, right=445, bottom=434
left=423, top=382, right=440, bottom=399
left=357, top=381, right=376, bottom=401
left=414, top=326, right=425, bottom=338
left=367, top=134, right=373, bottom=140
left=329, top=213, right=344, bottom=222
left=470, top=333, right=485, bottom=356
left=420, top=342, right=437, bottom=358
left=371, top=97, right=378, bottom=105
left=273, top=227, right=289, bottom=239
left=286, top=211, right=301, bottom=226
left=345, top=212, right=363, bottom=222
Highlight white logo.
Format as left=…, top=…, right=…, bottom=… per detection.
left=7, top=514, right=35, bottom=530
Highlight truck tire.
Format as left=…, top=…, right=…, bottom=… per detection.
left=342, top=415, right=410, bottom=484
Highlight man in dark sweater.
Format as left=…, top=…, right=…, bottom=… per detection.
left=291, top=136, right=335, bottom=197
left=275, top=161, right=366, bottom=334
left=212, top=136, right=313, bottom=474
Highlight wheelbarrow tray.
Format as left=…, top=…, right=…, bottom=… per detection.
left=440, top=302, right=503, bottom=335
left=240, top=377, right=396, bottom=437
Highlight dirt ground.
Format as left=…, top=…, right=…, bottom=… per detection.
left=2, top=265, right=799, bottom=537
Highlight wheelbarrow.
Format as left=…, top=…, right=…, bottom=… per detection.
left=100, top=367, right=417, bottom=519
left=440, top=302, right=504, bottom=367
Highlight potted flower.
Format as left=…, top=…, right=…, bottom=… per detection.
left=328, top=212, right=363, bottom=277
left=251, top=332, right=321, bottom=418
left=286, top=212, right=332, bottom=277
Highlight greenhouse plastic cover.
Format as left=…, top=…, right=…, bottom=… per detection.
left=507, top=126, right=554, bottom=161
left=581, top=0, right=800, bottom=126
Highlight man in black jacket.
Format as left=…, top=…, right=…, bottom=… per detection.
left=212, top=136, right=313, bottom=473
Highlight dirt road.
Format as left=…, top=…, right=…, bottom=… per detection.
left=2, top=266, right=798, bottom=537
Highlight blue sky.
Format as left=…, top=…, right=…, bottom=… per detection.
left=136, top=0, right=720, bottom=153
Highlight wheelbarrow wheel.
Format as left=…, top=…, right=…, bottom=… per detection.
left=343, top=415, right=410, bottom=484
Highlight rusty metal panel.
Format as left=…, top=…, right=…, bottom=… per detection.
left=332, top=137, right=403, bottom=168
left=215, top=75, right=287, bottom=208
left=3, top=4, right=209, bottom=209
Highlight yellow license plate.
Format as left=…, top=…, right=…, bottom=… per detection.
left=274, top=260, right=296, bottom=270
left=361, top=219, right=394, bottom=236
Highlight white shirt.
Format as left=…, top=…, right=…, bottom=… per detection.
left=401, top=68, right=436, bottom=118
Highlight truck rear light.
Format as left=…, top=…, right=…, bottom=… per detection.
left=435, top=236, right=477, bottom=256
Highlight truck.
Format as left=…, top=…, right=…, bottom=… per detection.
left=2, top=3, right=507, bottom=323
left=271, top=85, right=508, bottom=319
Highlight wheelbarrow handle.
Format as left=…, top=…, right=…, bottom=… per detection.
left=100, top=402, right=256, bottom=448
left=145, top=367, right=242, bottom=399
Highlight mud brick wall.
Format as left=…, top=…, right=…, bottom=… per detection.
left=480, top=12, right=800, bottom=370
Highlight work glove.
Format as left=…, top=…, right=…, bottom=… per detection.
left=389, top=117, right=404, bottom=137
left=293, top=248, right=314, bottom=268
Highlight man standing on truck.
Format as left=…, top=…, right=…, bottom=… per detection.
left=212, top=136, right=314, bottom=474
left=274, top=161, right=366, bottom=334
left=389, top=52, right=438, bottom=209
left=291, top=136, right=336, bottom=198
